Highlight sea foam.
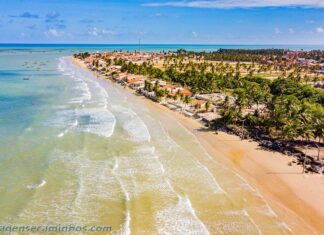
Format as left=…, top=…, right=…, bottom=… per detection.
left=53, top=57, right=116, bottom=138
left=111, top=105, right=151, bottom=142
left=27, top=180, right=46, bottom=190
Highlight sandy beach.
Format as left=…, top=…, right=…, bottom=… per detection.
left=72, top=57, right=324, bottom=234
left=145, top=100, right=324, bottom=234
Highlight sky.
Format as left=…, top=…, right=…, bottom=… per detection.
left=0, top=0, right=324, bottom=44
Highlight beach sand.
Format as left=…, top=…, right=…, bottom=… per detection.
left=72, top=57, right=324, bottom=234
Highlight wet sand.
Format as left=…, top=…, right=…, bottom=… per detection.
left=72, top=57, right=324, bottom=234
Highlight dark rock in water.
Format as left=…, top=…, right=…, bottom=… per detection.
left=23, top=78, right=30, bottom=80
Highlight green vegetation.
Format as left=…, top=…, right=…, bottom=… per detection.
left=74, top=52, right=90, bottom=59
left=110, top=56, right=323, bottom=144
left=75, top=50, right=323, bottom=148
left=175, top=49, right=287, bottom=62
left=217, top=77, right=323, bottom=143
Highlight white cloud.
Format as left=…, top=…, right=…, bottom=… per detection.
left=102, top=29, right=115, bottom=35
left=44, top=29, right=60, bottom=38
left=46, top=11, right=60, bottom=20
left=316, top=27, right=324, bottom=33
left=144, top=0, right=324, bottom=9
left=155, top=12, right=163, bottom=17
left=88, top=27, right=115, bottom=37
left=274, top=27, right=281, bottom=34
left=192, top=31, right=198, bottom=38
left=306, top=20, right=315, bottom=24
left=288, top=28, right=295, bottom=34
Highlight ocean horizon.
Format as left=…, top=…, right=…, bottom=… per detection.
left=1, top=43, right=324, bottom=52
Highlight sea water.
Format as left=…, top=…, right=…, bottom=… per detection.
left=0, top=45, right=297, bottom=234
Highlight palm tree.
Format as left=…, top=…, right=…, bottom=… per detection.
left=222, top=96, right=230, bottom=109
left=303, top=145, right=310, bottom=174
left=205, top=101, right=211, bottom=112
left=184, top=95, right=192, bottom=105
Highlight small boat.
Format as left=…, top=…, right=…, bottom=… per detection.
left=23, top=77, right=30, bottom=80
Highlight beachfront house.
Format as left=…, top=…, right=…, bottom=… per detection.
left=190, top=99, right=207, bottom=112
left=150, top=80, right=167, bottom=87
left=196, top=93, right=234, bottom=105
left=128, top=79, right=145, bottom=90
left=197, top=112, right=221, bottom=125
left=162, top=85, right=193, bottom=98
left=139, top=89, right=157, bottom=101
left=162, top=84, right=182, bottom=94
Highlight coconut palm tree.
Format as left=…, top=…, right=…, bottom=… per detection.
left=205, top=101, right=211, bottom=112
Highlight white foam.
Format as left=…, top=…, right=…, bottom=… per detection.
left=157, top=121, right=225, bottom=194
left=57, top=119, right=78, bottom=138
left=112, top=158, right=130, bottom=201
left=134, top=146, right=156, bottom=155
left=27, top=180, right=46, bottom=190
left=112, top=159, right=119, bottom=173
left=54, top=57, right=116, bottom=138
left=263, top=203, right=277, bottom=217
left=112, top=105, right=151, bottom=142
left=122, top=211, right=131, bottom=235
left=165, top=179, right=179, bottom=198
left=155, top=195, right=210, bottom=235
left=74, top=172, right=84, bottom=205
left=160, top=164, right=165, bottom=173
left=167, top=119, right=282, bottom=221
left=19, top=151, right=125, bottom=225
left=116, top=177, right=130, bottom=202
left=232, top=172, right=279, bottom=219
left=243, top=209, right=262, bottom=235
left=278, top=222, right=292, bottom=232
left=25, top=127, right=32, bottom=132
left=77, top=107, right=116, bottom=138
left=203, top=166, right=226, bottom=194
left=184, top=195, right=210, bottom=235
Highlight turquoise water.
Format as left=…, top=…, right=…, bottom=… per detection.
left=0, top=45, right=313, bottom=234
left=1, top=44, right=324, bottom=53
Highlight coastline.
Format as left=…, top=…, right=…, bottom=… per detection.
left=71, top=56, right=324, bottom=234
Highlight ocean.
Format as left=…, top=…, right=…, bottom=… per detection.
left=0, top=44, right=318, bottom=234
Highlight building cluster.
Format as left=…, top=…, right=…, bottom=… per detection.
left=283, top=51, right=324, bottom=70
left=85, top=51, right=165, bottom=66
left=80, top=52, right=233, bottom=125
left=79, top=51, right=289, bottom=125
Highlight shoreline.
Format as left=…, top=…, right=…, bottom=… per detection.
left=71, top=56, right=324, bottom=234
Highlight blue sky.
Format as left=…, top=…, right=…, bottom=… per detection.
left=0, top=0, right=324, bottom=44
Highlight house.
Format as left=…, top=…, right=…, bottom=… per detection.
left=180, top=89, right=192, bottom=96
left=139, top=89, right=157, bottom=100
left=127, top=79, right=145, bottom=90
left=197, top=112, right=221, bottom=125
left=151, top=80, right=167, bottom=87
left=163, top=103, right=178, bottom=110
left=182, top=110, right=194, bottom=118
left=162, top=85, right=182, bottom=93
left=114, top=72, right=128, bottom=82
left=196, top=93, right=232, bottom=105
left=190, top=99, right=207, bottom=111
left=107, top=65, right=122, bottom=71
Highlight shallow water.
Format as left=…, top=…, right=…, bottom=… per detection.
left=0, top=47, right=293, bottom=234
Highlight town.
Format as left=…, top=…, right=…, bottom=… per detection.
left=74, top=49, right=324, bottom=174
